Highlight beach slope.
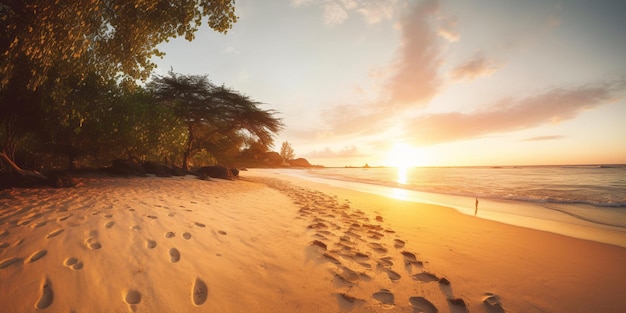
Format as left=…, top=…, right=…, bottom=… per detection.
left=1, top=173, right=625, bottom=312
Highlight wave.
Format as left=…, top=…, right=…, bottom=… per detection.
left=541, top=204, right=626, bottom=228
left=308, top=172, right=626, bottom=208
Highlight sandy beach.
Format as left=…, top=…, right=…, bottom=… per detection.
left=1, top=170, right=625, bottom=313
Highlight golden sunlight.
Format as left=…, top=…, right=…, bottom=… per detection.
left=386, top=143, right=427, bottom=168
left=386, top=143, right=426, bottom=184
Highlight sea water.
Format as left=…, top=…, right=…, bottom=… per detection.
left=274, top=165, right=626, bottom=246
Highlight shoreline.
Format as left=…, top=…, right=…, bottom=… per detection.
left=247, top=169, right=626, bottom=313
left=261, top=168, right=626, bottom=248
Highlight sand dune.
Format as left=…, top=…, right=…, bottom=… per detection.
left=1, top=172, right=625, bottom=312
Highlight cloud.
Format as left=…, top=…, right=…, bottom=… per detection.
left=450, top=54, right=502, bottom=81
left=437, top=15, right=459, bottom=42
left=305, top=145, right=364, bottom=158
left=319, top=0, right=445, bottom=136
left=291, top=0, right=399, bottom=26
left=356, top=1, right=397, bottom=24
left=522, top=135, right=565, bottom=142
left=384, top=0, right=442, bottom=107
left=323, top=2, right=349, bottom=25
left=406, top=81, right=625, bottom=145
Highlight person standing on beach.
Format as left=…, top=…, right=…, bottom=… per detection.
left=475, top=197, right=479, bottom=216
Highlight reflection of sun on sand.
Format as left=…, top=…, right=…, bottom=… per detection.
left=0, top=172, right=625, bottom=313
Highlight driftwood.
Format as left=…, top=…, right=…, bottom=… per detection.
left=0, top=151, right=48, bottom=184
left=0, top=152, right=76, bottom=188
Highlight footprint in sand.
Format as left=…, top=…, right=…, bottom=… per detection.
left=165, top=232, right=175, bottom=238
left=401, top=251, right=423, bottom=266
left=192, top=278, right=208, bottom=306
left=372, top=289, right=395, bottom=306
left=409, top=296, right=437, bottom=313
left=169, top=248, right=180, bottom=263
left=32, top=221, right=47, bottom=229
left=145, top=240, right=157, bottom=249
left=35, top=278, right=54, bottom=309
left=311, top=240, right=327, bottom=250
left=46, top=229, right=64, bottom=239
left=377, top=256, right=394, bottom=268
left=26, top=249, right=48, bottom=263
left=384, top=268, right=401, bottom=281
left=123, top=289, right=142, bottom=305
left=182, top=232, right=192, bottom=240
left=131, top=225, right=141, bottom=231
left=0, top=257, right=23, bottom=269
left=0, top=230, right=9, bottom=238
left=57, top=214, right=72, bottom=222
left=413, top=272, right=439, bottom=282
left=217, top=230, right=227, bottom=235
left=393, top=239, right=406, bottom=248
left=194, top=222, right=206, bottom=228
left=147, top=215, right=157, bottom=219
left=104, top=214, right=113, bottom=218
left=368, top=242, right=388, bottom=253
left=63, top=257, right=84, bottom=270
left=337, top=293, right=364, bottom=304
left=104, top=221, right=115, bottom=229
left=336, top=266, right=361, bottom=283
left=322, top=252, right=341, bottom=265
left=85, top=237, right=102, bottom=250
left=0, top=242, right=9, bottom=249
left=482, top=293, right=505, bottom=313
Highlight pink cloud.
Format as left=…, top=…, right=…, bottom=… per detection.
left=406, top=81, right=624, bottom=145
left=316, top=0, right=444, bottom=137
left=385, top=0, right=442, bottom=107
left=450, top=54, right=501, bottom=81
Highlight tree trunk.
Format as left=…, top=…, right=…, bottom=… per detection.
left=0, top=150, right=48, bottom=181
left=182, top=123, right=195, bottom=171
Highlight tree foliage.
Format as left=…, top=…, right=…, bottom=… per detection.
left=0, top=0, right=237, bottom=173
left=149, top=72, right=283, bottom=170
left=280, top=141, right=295, bottom=161
left=0, top=0, right=237, bottom=90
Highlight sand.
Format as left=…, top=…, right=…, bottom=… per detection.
left=1, top=170, right=625, bottom=313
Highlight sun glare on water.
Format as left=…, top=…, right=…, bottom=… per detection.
left=386, top=143, right=427, bottom=184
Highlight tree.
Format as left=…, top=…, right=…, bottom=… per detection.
left=280, top=141, right=295, bottom=161
left=0, top=0, right=237, bottom=90
left=0, top=0, right=237, bottom=177
left=149, top=72, right=283, bottom=170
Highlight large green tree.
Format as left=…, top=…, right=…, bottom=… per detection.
left=0, top=0, right=237, bottom=173
left=0, top=0, right=237, bottom=89
left=149, top=72, right=283, bottom=170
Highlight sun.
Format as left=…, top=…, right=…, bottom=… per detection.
left=386, top=143, right=420, bottom=168
left=386, top=143, right=421, bottom=185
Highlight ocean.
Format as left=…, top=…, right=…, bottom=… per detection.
left=276, top=165, right=626, bottom=236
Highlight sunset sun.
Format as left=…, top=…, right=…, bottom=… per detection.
left=386, top=143, right=426, bottom=168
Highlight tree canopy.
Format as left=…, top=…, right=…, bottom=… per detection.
left=0, top=0, right=237, bottom=90
left=0, top=0, right=238, bottom=174
left=149, top=72, right=283, bottom=170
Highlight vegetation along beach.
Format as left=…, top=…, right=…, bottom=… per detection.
left=1, top=0, right=625, bottom=312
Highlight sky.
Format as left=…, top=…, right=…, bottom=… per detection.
left=153, top=0, right=626, bottom=167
